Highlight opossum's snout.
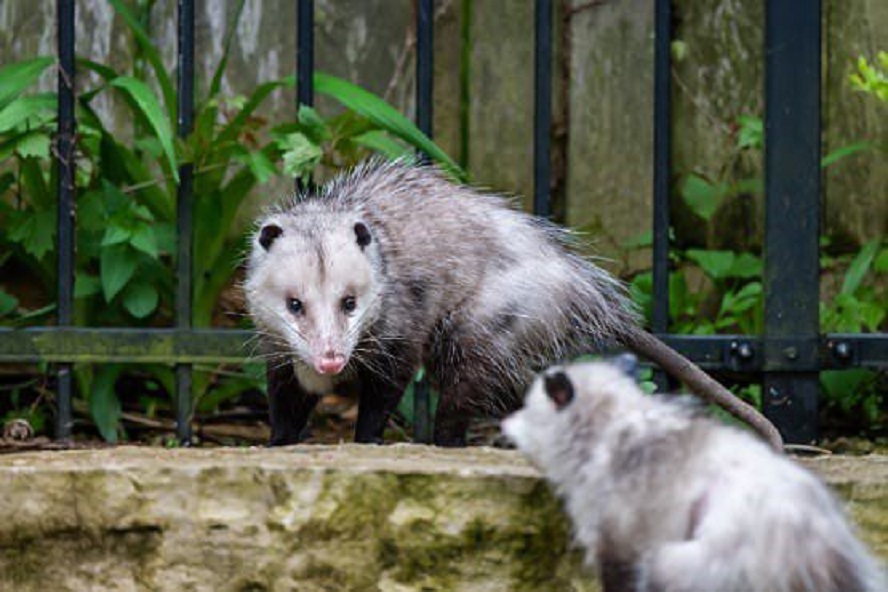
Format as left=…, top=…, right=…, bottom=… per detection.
left=314, top=351, right=347, bottom=375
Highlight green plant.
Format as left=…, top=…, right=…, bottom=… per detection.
left=0, top=0, right=461, bottom=442
left=850, top=52, right=888, bottom=103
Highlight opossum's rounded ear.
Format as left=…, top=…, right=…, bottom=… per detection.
left=611, top=353, right=639, bottom=380
left=259, top=224, right=283, bottom=251
left=544, top=371, right=574, bottom=410
left=354, top=222, right=372, bottom=249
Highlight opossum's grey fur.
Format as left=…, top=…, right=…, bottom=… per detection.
left=245, top=159, right=779, bottom=447
left=503, top=358, right=885, bottom=592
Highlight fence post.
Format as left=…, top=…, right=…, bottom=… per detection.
left=533, top=0, right=553, bottom=219
left=651, top=0, right=672, bottom=391
left=55, top=0, right=76, bottom=440
left=762, top=0, right=822, bottom=443
left=175, top=0, right=195, bottom=444
left=412, top=0, right=435, bottom=444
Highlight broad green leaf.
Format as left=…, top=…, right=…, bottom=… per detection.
left=0, top=289, right=18, bottom=316
left=8, top=209, right=55, bottom=260
left=728, top=253, right=762, bottom=279
left=129, top=225, right=159, bottom=259
left=100, top=244, right=138, bottom=301
left=685, top=249, right=735, bottom=280
left=14, top=132, right=51, bottom=159
left=0, top=94, right=57, bottom=133
left=314, top=72, right=463, bottom=178
left=858, top=301, right=886, bottom=332
left=732, top=281, right=763, bottom=301
left=736, top=115, right=763, bottom=150
left=680, top=174, right=724, bottom=221
left=122, top=281, right=159, bottom=318
left=821, top=141, right=871, bottom=168
left=107, top=0, right=175, bottom=121
left=74, top=274, right=101, bottom=298
left=101, top=226, right=132, bottom=247
left=19, top=158, right=51, bottom=209
left=0, top=57, right=53, bottom=110
left=110, top=76, right=179, bottom=182
left=841, top=240, right=879, bottom=295
left=90, top=365, right=122, bottom=443
left=154, top=223, right=176, bottom=254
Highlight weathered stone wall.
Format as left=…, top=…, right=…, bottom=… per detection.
left=0, top=446, right=886, bottom=592
left=1, top=0, right=885, bottom=261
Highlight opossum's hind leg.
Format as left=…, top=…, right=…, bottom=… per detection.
left=433, top=385, right=472, bottom=447
left=639, top=541, right=738, bottom=592
left=429, top=313, right=501, bottom=447
left=267, top=361, right=319, bottom=446
left=597, top=551, right=642, bottom=592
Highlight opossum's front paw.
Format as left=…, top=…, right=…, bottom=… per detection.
left=354, top=434, right=384, bottom=445
left=268, top=430, right=306, bottom=447
left=434, top=434, right=467, bottom=448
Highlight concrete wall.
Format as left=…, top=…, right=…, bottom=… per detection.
left=1, top=446, right=886, bottom=591
left=1, top=0, right=885, bottom=264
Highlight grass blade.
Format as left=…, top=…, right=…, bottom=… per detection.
left=107, top=0, right=176, bottom=124
left=110, top=76, right=179, bottom=182
left=314, top=73, right=463, bottom=179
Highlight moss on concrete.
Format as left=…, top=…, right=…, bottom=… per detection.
left=0, top=446, right=883, bottom=591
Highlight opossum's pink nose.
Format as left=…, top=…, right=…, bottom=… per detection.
left=314, top=352, right=346, bottom=375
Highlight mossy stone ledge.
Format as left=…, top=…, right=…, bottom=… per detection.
left=0, top=446, right=885, bottom=591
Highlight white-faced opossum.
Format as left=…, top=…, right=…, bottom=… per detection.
left=502, top=356, right=885, bottom=592
left=244, top=159, right=781, bottom=448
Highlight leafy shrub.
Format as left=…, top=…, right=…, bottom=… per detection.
left=0, top=0, right=460, bottom=441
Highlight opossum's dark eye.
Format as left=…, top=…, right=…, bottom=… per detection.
left=287, top=298, right=303, bottom=315
left=544, top=371, right=574, bottom=410
left=341, top=296, right=357, bottom=314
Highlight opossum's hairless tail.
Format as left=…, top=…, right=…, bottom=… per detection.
left=619, top=326, right=784, bottom=452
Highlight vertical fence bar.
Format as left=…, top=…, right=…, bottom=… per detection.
left=763, top=0, right=821, bottom=444
left=175, top=0, right=195, bottom=444
left=413, top=0, right=434, bottom=443
left=416, top=0, right=434, bottom=148
left=55, top=0, right=75, bottom=440
left=295, top=0, right=314, bottom=193
left=297, top=0, right=314, bottom=107
left=651, top=0, right=671, bottom=390
left=533, top=0, right=552, bottom=218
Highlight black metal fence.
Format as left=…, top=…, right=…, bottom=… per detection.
left=1, top=0, right=885, bottom=445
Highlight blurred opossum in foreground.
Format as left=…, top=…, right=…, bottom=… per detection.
left=502, top=356, right=885, bottom=592
left=244, top=159, right=780, bottom=448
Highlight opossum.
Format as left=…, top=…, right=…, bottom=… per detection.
left=502, top=356, right=885, bottom=592
left=244, top=159, right=780, bottom=448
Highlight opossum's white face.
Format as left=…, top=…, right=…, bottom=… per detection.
left=502, top=357, right=639, bottom=466
left=245, top=215, right=381, bottom=377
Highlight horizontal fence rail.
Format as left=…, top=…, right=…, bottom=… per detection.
left=0, top=0, right=883, bottom=445
left=1, top=330, right=884, bottom=370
